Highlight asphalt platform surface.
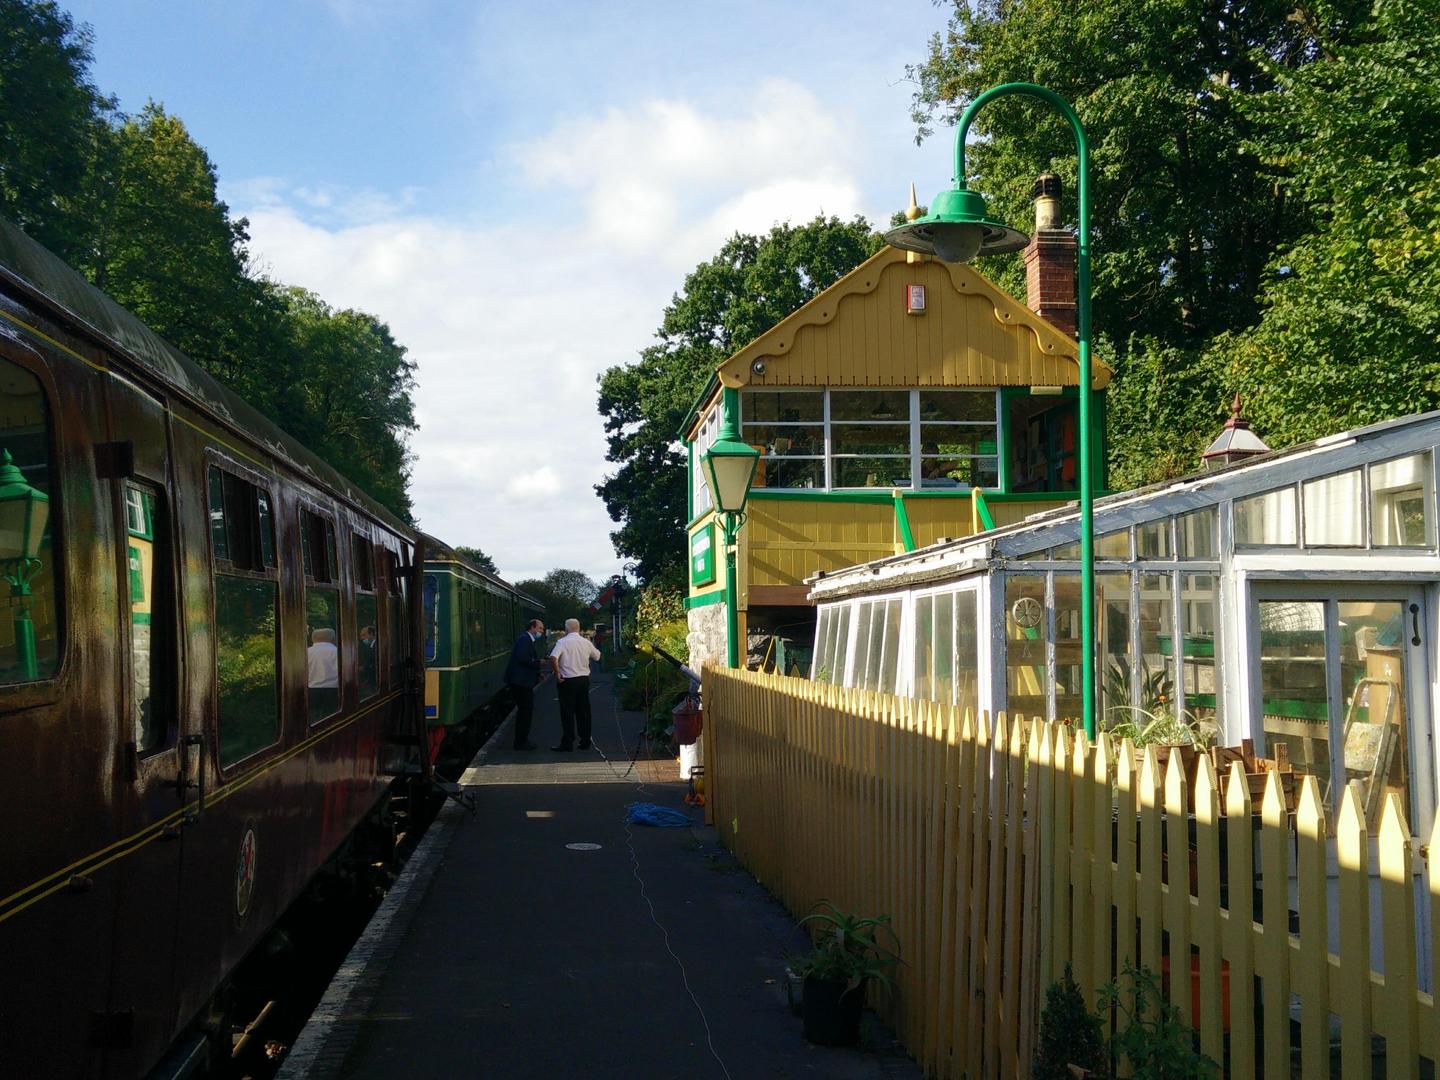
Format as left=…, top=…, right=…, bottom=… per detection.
left=283, top=671, right=922, bottom=1080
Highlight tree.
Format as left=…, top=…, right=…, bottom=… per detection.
left=0, top=0, right=113, bottom=261
left=1212, top=0, right=1440, bottom=445
left=453, top=546, right=498, bottom=575
left=907, top=0, right=1373, bottom=484
left=514, top=569, right=599, bottom=630
left=596, top=216, right=883, bottom=583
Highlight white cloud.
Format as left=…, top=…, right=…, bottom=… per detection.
left=233, top=79, right=876, bottom=583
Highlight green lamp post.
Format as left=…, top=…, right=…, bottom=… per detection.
left=702, top=393, right=760, bottom=669
left=885, top=82, right=1097, bottom=738
left=0, top=448, right=50, bottom=682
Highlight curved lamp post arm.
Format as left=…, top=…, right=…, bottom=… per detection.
left=954, top=82, right=1097, bottom=738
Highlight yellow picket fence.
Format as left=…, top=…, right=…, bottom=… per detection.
left=702, top=666, right=1440, bottom=1079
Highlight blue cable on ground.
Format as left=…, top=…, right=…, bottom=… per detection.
left=626, top=802, right=693, bottom=827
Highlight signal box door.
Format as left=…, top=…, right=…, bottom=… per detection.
left=102, top=383, right=191, bottom=1074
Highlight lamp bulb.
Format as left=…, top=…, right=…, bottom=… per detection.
left=929, top=223, right=984, bottom=264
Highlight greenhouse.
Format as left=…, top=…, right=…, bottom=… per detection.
left=808, top=410, right=1440, bottom=834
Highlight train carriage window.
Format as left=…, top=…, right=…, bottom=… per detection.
left=125, top=482, right=173, bottom=752
left=302, top=508, right=342, bottom=724
left=353, top=535, right=378, bottom=701
left=385, top=549, right=406, bottom=687
left=0, top=357, right=61, bottom=683
left=209, top=462, right=279, bottom=765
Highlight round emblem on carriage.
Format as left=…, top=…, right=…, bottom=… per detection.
left=235, top=828, right=257, bottom=921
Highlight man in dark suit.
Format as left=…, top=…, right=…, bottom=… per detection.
left=503, top=618, right=546, bottom=750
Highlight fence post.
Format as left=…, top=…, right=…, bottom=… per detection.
left=1192, top=755, right=1224, bottom=1065
left=1224, top=761, right=1257, bottom=1080
left=1163, top=750, right=1192, bottom=1031
left=1379, top=793, right=1420, bottom=1080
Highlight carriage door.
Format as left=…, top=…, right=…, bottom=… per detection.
left=102, top=383, right=189, bottom=1071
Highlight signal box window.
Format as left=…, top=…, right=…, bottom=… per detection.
left=354, top=535, right=379, bottom=701
left=302, top=508, right=342, bottom=723
left=208, top=464, right=279, bottom=765
left=0, top=357, right=60, bottom=683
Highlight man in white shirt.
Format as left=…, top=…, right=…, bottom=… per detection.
left=307, top=626, right=340, bottom=721
left=548, top=618, right=602, bottom=751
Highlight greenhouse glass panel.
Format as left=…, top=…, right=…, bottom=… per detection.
left=850, top=603, right=872, bottom=688
left=1097, top=573, right=1132, bottom=728
left=1257, top=599, right=1329, bottom=792
left=1096, top=530, right=1131, bottom=560
left=1137, top=520, right=1171, bottom=560
left=1137, top=575, right=1177, bottom=722
left=1371, top=451, right=1434, bottom=547
left=1235, top=488, right=1297, bottom=545
left=829, top=610, right=846, bottom=685
left=1336, top=600, right=1411, bottom=828
left=1177, top=508, right=1218, bottom=560
left=864, top=601, right=887, bottom=690
left=811, top=608, right=833, bottom=681
left=955, top=590, right=979, bottom=719
left=1303, top=469, right=1364, bottom=547
left=913, top=594, right=934, bottom=700
left=879, top=599, right=903, bottom=694
left=1005, top=576, right=1047, bottom=721
left=934, top=591, right=955, bottom=706
left=1054, top=574, right=1081, bottom=722
left=1180, top=574, right=1221, bottom=729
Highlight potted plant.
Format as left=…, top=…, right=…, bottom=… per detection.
left=792, top=900, right=901, bottom=1046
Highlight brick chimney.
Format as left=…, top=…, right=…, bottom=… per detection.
left=1022, top=173, right=1077, bottom=337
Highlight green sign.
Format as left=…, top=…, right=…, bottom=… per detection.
left=690, top=524, right=715, bottom=586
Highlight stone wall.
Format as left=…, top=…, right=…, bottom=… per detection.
left=686, top=602, right=728, bottom=671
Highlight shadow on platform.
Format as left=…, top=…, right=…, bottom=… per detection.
left=282, top=673, right=921, bottom=1080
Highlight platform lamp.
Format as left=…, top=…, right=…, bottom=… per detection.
left=703, top=401, right=760, bottom=669
left=0, top=448, right=49, bottom=682
left=885, top=81, right=1097, bottom=738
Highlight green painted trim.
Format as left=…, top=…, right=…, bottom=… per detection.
left=131, top=613, right=152, bottom=626
left=686, top=507, right=717, bottom=530
left=746, top=487, right=1092, bottom=504
left=893, top=492, right=916, bottom=552
left=974, top=489, right=997, bottom=531
left=686, top=440, right=694, bottom=522
left=685, top=590, right=728, bottom=610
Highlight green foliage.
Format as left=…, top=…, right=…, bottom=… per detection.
left=0, top=3, right=417, bottom=519
left=513, top=568, right=598, bottom=630
left=907, top=0, right=1440, bottom=482
left=596, top=216, right=882, bottom=583
left=1213, top=0, right=1440, bottom=445
left=1101, top=965, right=1219, bottom=1079
left=453, top=546, right=498, bottom=575
left=632, top=586, right=684, bottom=649
left=793, top=900, right=902, bottom=994
left=1034, top=965, right=1107, bottom=1080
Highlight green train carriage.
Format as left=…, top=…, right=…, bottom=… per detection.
left=421, top=536, right=544, bottom=761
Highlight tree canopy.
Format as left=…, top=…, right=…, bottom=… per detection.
left=596, top=216, right=883, bottom=584
left=514, top=568, right=601, bottom=629
left=907, top=0, right=1439, bottom=487
left=0, top=1, right=417, bottom=518
left=453, top=546, right=498, bottom=575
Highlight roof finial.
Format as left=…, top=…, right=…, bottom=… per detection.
left=905, top=182, right=921, bottom=222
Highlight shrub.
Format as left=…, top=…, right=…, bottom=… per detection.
left=1034, top=965, right=1107, bottom=1080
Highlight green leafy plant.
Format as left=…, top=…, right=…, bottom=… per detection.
left=1100, top=965, right=1218, bottom=1080
left=1106, top=708, right=1213, bottom=751
left=792, top=901, right=901, bottom=995
left=1033, top=965, right=1107, bottom=1080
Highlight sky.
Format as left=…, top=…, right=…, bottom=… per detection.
left=65, top=0, right=956, bottom=585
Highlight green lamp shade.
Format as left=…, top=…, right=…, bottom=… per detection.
left=884, top=185, right=1030, bottom=262
left=0, top=449, right=48, bottom=561
left=704, top=435, right=760, bottom=515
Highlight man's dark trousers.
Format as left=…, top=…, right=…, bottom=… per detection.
left=509, top=683, right=534, bottom=747
left=556, top=676, right=592, bottom=748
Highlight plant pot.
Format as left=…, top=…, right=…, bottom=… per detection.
left=802, top=975, right=864, bottom=1045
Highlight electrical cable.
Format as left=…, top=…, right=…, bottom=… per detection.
left=593, top=676, right=733, bottom=1080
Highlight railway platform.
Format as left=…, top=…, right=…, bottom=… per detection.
left=278, top=672, right=922, bottom=1079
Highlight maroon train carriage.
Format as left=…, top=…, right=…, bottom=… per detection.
left=0, top=217, right=430, bottom=1078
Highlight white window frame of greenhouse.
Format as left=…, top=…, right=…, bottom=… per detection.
left=808, top=411, right=1440, bottom=841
